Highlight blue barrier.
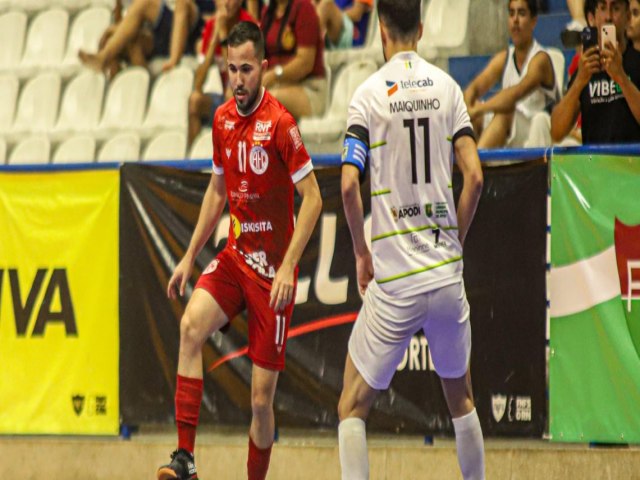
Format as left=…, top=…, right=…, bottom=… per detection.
left=2, top=144, right=640, bottom=172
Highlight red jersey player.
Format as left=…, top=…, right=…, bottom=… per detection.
left=157, top=21, right=322, bottom=480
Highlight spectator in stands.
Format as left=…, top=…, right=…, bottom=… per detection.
left=463, top=0, right=559, bottom=148
left=246, top=0, right=262, bottom=20
left=188, top=0, right=256, bottom=145
left=551, top=0, right=640, bottom=144
left=260, top=0, right=327, bottom=120
left=314, top=0, right=373, bottom=50
left=79, top=0, right=211, bottom=74
left=628, top=0, right=640, bottom=50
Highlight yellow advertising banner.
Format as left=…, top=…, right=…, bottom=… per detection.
left=0, top=169, right=119, bottom=434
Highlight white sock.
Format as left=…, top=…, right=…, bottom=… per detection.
left=452, top=408, right=485, bottom=480
left=338, top=417, right=369, bottom=480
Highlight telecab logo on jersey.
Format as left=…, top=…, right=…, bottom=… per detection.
left=0, top=268, right=77, bottom=337
left=386, top=78, right=434, bottom=96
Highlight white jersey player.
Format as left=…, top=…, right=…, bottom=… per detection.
left=336, top=0, right=485, bottom=479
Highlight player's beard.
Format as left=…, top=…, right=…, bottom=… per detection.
left=235, top=77, right=262, bottom=115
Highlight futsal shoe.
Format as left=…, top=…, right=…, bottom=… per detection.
left=157, top=449, right=198, bottom=480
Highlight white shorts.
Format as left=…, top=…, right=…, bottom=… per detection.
left=348, top=279, right=471, bottom=390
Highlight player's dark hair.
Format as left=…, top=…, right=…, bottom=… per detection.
left=508, top=0, right=538, bottom=17
left=228, top=21, right=265, bottom=60
left=584, top=0, right=629, bottom=24
left=377, top=0, right=421, bottom=41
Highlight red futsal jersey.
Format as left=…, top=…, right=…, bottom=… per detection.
left=211, top=88, right=313, bottom=289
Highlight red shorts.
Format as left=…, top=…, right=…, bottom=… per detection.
left=195, top=249, right=295, bottom=371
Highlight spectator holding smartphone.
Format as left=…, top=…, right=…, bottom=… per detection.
left=551, top=0, right=640, bottom=143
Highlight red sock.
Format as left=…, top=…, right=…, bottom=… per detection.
left=175, top=375, right=203, bottom=454
left=247, top=436, right=273, bottom=480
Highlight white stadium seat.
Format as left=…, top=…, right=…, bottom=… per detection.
left=0, top=74, right=19, bottom=132
left=139, top=66, right=193, bottom=137
left=10, top=0, right=49, bottom=13
left=97, top=132, right=141, bottom=163
left=54, top=0, right=92, bottom=13
left=418, top=0, right=470, bottom=61
left=17, top=8, right=69, bottom=78
left=202, top=66, right=223, bottom=95
left=0, top=0, right=10, bottom=12
left=299, top=60, right=378, bottom=154
left=142, top=131, right=187, bottom=161
left=95, top=67, right=149, bottom=139
left=189, top=128, right=212, bottom=160
left=52, top=71, right=105, bottom=140
left=60, top=7, right=111, bottom=78
left=0, top=11, right=28, bottom=71
left=8, top=135, right=50, bottom=165
left=52, top=135, right=96, bottom=163
left=90, top=0, right=115, bottom=7
left=9, top=72, right=62, bottom=140
left=0, top=137, right=6, bottom=164
left=547, top=47, right=566, bottom=93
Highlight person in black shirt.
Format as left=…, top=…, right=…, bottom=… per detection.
left=551, top=0, right=640, bottom=144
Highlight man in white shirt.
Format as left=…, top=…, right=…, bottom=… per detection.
left=337, top=0, right=485, bottom=478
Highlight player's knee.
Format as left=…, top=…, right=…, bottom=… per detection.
left=337, top=392, right=359, bottom=421
left=179, top=311, right=205, bottom=347
left=251, top=390, right=273, bottom=419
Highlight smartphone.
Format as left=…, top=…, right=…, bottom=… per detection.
left=581, top=26, right=598, bottom=50
left=601, top=24, right=617, bottom=50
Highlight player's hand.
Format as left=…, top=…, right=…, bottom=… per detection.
left=167, top=255, right=195, bottom=299
left=576, top=46, right=601, bottom=88
left=161, top=58, right=178, bottom=73
left=601, top=41, right=624, bottom=84
left=270, top=264, right=295, bottom=312
left=355, top=250, right=374, bottom=295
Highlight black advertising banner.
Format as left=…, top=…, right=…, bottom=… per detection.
left=120, top=160, right=546, bottom=436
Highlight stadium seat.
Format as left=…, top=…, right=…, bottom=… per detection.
left=8, top=135, right=50, bottom=165
left=97, top=132, right=141, bottom=162
left=51, top=71, right=105, bottom=140
left=60, top=7, right=111, bottom=78
left=418, top=0, right=470, bottom=62
left=17, top=8, right=69, bottom=78
left=0, top=11, right=28, bottom=72
left=547, top=47, right=566, bottom=93
left=202, top=65, right=223, bottom=95
left=8, top=72, right=62, bottom=141
left=0, top=0, right=9, bottom=12
left=142, top=131, right=187, bottom=161
left=90, top=0, right=115, bottom=7
left=0, top=74, right=19, bottom=133
left=52, top=135, right=96, bottom=163
left=138, top=66, right=193, bottom=138
left=189, top=128, right=212, bottom=160
left=325, top=7, right=383, bottom=71
left=10, top=0, right=49, bottom=13
left=95, top=66, right=149, bottom=139
left=54, top=0, right=91, bottom=13
left=0, top=137, right=6, bottom=164
left=299, top=60, right=378, bottom=154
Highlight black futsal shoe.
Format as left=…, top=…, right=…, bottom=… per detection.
left=157, top=449, right=198, bottom=480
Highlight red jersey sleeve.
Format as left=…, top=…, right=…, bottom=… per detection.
left=293, top=0, right=320, bottom=48
left=275, top=112, right=313, bottom=183
left=211, top=111, right=224, bottom=175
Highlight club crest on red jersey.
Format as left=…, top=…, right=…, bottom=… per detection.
left=250, top=146, right=269, bottom=174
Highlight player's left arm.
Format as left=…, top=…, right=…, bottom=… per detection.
left=270, top=171, right=322, bottom=311
left=468, top=52, right=554, bottom=120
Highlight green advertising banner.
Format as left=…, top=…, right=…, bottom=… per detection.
left=549, top=153, right=640, bottom=443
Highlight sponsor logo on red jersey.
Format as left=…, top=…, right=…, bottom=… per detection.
left=288, top=125, right=303, bottom=151
left=254, top=120, right=272, bottom=141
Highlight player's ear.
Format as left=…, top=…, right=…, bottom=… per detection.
left=262, top=58, right=268, bottom=72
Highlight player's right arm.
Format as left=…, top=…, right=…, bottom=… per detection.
left=463, top=50, right=506, bottom=108
left=167, top=172, right=228, bottom=299
left=453, top=135, right=483, bottom=247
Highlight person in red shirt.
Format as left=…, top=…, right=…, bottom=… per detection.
left=156, top=21, right=322, bottom=480
left=260, top=0, right=328, bottom=119
left=188, top=0, right=257, bottom=145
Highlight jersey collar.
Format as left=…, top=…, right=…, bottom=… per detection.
left=236, top=87, right=266, bottom=117
left=389, top=50, right=419, bottom=64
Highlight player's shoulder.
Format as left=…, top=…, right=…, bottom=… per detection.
left=213, top=98, right=238, bottom=130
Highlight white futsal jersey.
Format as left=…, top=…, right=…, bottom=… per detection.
left=503, top=40, right=559, bottom=119
left=343, top=51, right=474, bottom=298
